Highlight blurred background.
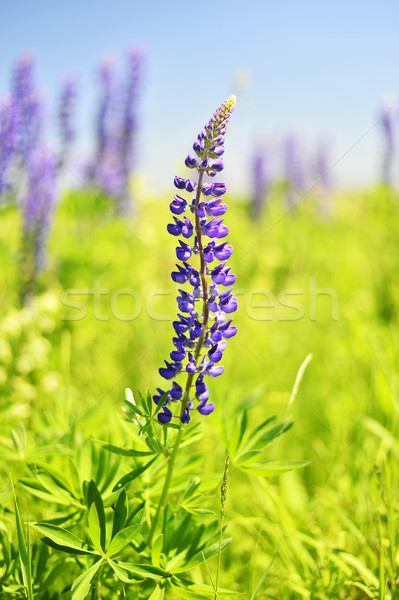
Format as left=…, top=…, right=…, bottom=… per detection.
left=1, top=0, right=398, bottom=192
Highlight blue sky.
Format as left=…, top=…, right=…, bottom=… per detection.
left=1, top=0, right=398, bottom=192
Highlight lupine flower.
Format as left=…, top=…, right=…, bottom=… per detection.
left=12, top=53, right=42, bottom=164
left=252, top=144, right=269, bottom=219
left=0, top=94, right=18, bottom=194
left=380, top=98, right=395, bottom=186
left=20, top=148, right=57, bottom=298
left=284, top=134, right=305, bottom=208
left=117, top=46, right=144, bottom=213
left=154, top=96, right=237, bottom=424
left=91, top=56, right=121, bottom=191
left=314, top=142, right=331, bottom=216
left=58, top=75, right=77, bottom=164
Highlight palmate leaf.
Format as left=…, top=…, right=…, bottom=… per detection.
left=34, top=523, right=96, bottom=555
left=68, top=559, right=103, bottom=600
left=239, top=460, right=310, bottom=477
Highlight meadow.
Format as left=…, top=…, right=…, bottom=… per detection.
left=1, top=174, right=399, bottom=598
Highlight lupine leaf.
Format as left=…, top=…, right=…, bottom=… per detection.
left=148, top=585, right=165, bottom=600
left=112, top=457, right=158, bottom=492
left=36, top=473, right=80, bottom=506
left=68, top=560, right=102, bottom=600
left=87, top=481, right=106, bottom=551
left=20, top=477, right=71, bottom=505
left=172, top=575, right=239, bottom=596
left=34, top=523, right=95, bottom=555
left=145, top=436, right=163, bottom=454
left=13, top=492, right=34, bottom=600
left=245, top=418, right=293, bottom=452
left=116, top=560, right=169, bottom=579
left=151, top=534, right=164, bottom=567
left=95, top=441, right=153, bottom=457
left=111, top=489, right=128, bottom=537
left=107, top=558, right=145, bottom=583
left=107, top=524, right=141, bottom=557
left=32, top=461, right=74, bottom=494
left=88, top=504, right=103, bottom=554
left=240, top=461, right=310, bottom=477
left=170, top=584, right=210, bottom=600
left=233, top=450, right=261, bottom=467
left=172, top=539, right=232, bottom=573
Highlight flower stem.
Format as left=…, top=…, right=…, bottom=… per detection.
left=149, top=423, right=184, bottom=544
left=180, top=168, right=210, bottom=415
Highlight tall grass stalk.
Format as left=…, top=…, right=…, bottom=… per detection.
left=215, top=452, right=230, bottom=600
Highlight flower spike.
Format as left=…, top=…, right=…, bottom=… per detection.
left=155, top=97, right=237, bottom=424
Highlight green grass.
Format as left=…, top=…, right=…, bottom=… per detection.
left=1, top=185, right=399, bottom=598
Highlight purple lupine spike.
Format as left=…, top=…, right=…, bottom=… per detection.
left=0, top=94, right=18, bottom=195
left=117, top=46, right=144, bottom=213
left=58, top=74, right=77, bottom=164
left=284, top=134, right=305, bottom=208
left=91, top=56, right=119, bottom=189
left=252, top=144, right=269, bottom=219
left=314, top=141, right=331, bottom=216
left=20, top=148, right=57, bottom=300
left=154, top=96, right=237, bottom=424
left=12, top=53, right=42, bottom=164
left=380, top=98, right=396, bottom=186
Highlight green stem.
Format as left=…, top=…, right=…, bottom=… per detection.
left=149, top=424, right=184, bottom=544
left=214, top=512, right=224, bottom=600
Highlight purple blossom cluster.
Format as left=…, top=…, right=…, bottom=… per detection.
left=12, top=53, right=42, bottom=165
left=380, top=99, right=396, bottom=185
left=0, top=95, right=18, bottom=194
left=252, top=144, right=269, bottom=219
left=154, top=96, right=237, bottom=425
left=92, top=48, right=144, bottom=212
left=284, top=134, right=306, bottom=207
left=21, top=149, right=57, bottom=293
left=58, top=75, right=77, bottom=164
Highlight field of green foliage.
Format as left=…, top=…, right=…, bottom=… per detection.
left=1, top=185, right=399, bottom=599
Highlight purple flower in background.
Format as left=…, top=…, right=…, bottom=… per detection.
left=314, top=142, right=331, bottom=216
left=154, top=96, right=237, bottom=424
left=284, top=134, right=305, bottom=208
left=91, top=56, right=121, bottom=192
left=96, top=57, right=115, bottom=164
left=91, top=50, right=144, bottom=212
left=20, top=148, right=57, bottom=300
left=12, top=53, right=42, bottom=164
left=0, top=94, right=18, bottom=195
left=58, top=75, right=77, bottom=164
left=380, top=98, right=396, bottom=185
left=252, top=144, right=269, bottom=219
left=118, top=46, right=144, bottom=213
